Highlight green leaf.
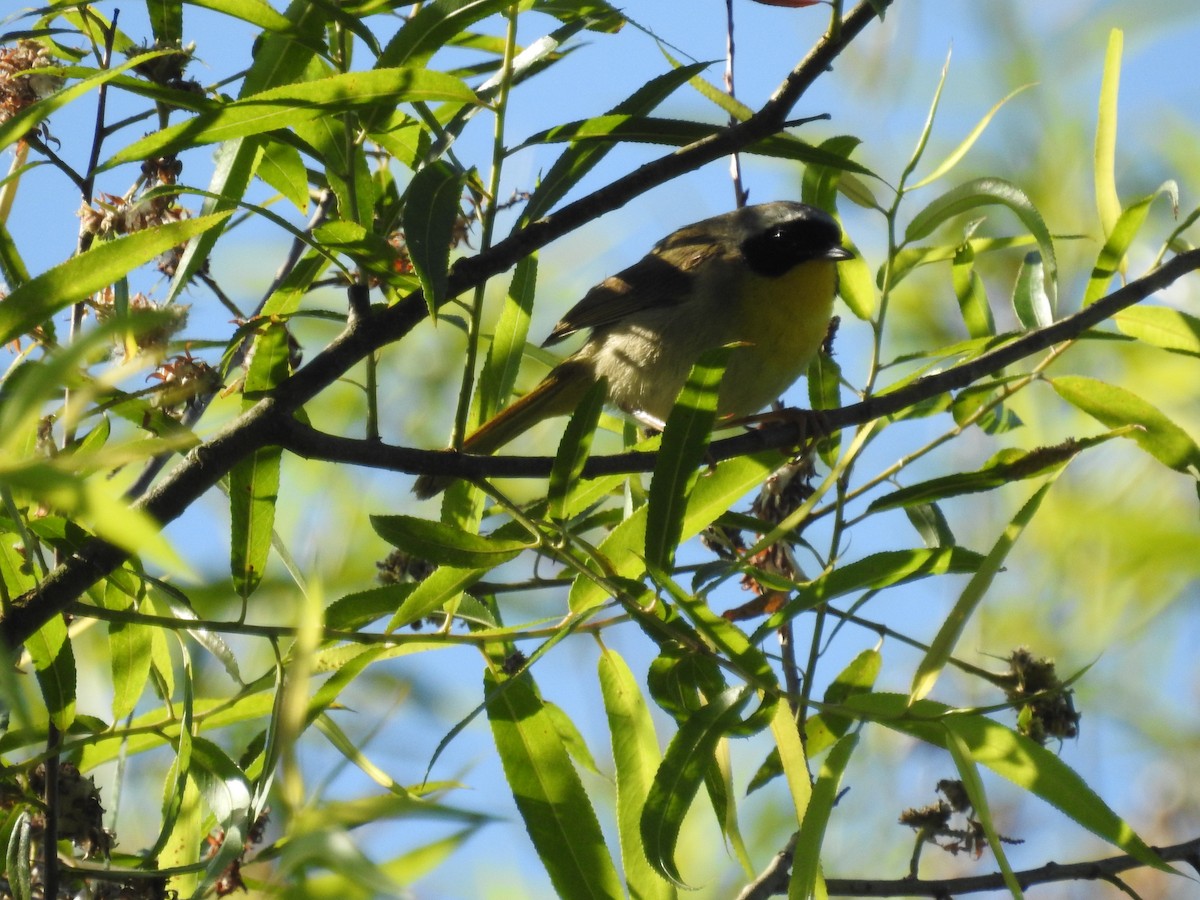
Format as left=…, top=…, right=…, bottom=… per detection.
left=523, top=62, right=708, bottom=223
left=229, top=445, right=280, bottom=600
left=568, top=453, right=779, bottom=612
left=910, top=481, right=1055, bottom=703
left=808, top=353, right=843, bottom=465
left=387, top=564, right=485, bottom=631
left=911, top=83, right=1035, bottom=191
left=378, top=0, right=518, bottom=69
left=646, top=347, right=729, bottom=570
left=943, top=727, right=1023, bottom=897
left=548, top=379, right=607, bottom=520
left=0, top=213, right=231, bottom=346
left=641, top=688, right=751, bottom=886
left=485, top=670, right=623, bottom=900
left=1082, top=182, right=1178, bottom=307
left=1095, top=29, right=1123, bottom=239
left=105, top=69, right=479, bottom=166
left=905, top=501, right=956, bottom=548
left=756, top=547, right=986, bottom=636
left=767, top=700, right=811, bottom=823
left=102, top=582, right=152, bottom=722
left=647, top=562, right=777, bottom=701
left=846, top=693, right=1172, bottom=875
left=1114, top=305, right=1200, bottom=356
left=183, top=0, right=295, bottom=33
left=256, top=140, right=310, bottom=212
left=899, top=48, right=950, bottom=189
left=1, top=463, right=186, bottom=571
left=801, top=135, right=862, bottom=210
left=599, top=649, right=676, bottom=900
left=0, top=52, right=178, bottom=154
left=479, top=255, right=538, bottom=424
left=148, top=0, right=183, bottom=44
left=952, top=240, right=995, bottom=338
left=790, top=734, right=858, bottom=899
left=835, top=239, right=877, bottom=320
left=25, top=613, right=76, bottom=731
left=513, top=116, right=874, bottom=176
left=1050, top=375, right=1200, bottom=473
left=372, top=515, right=531, bottom=568
left=404, top=160, right=467, bottom=318
left=869, top=443, right=1081, bottom=513
left=811, top=649, right=882, bottom=748
left=0, top=222, right=30, bottom=291
left=905, top=177, right=1057, bottom=305
left=325, top=584, right=417, bottom=632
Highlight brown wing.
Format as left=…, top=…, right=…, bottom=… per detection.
left=542, top=233, right=726, bottom=347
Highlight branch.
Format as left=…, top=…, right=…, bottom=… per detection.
left=738, top=833, right=1200, bottom=898
left=276, top=249, right=1200, bottom=481
left=0, top=1, right=892, bottom=649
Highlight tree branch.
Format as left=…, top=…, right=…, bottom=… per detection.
left=0, top=0, right=892, bottom=649
left=276, top=249, right=1200, bottom=481
left=738, top=832, right=1200, bottom=898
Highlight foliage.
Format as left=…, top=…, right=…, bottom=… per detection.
left=0, top=2, right=1195, bottom=898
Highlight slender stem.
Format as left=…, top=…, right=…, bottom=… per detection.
left=725, top=0, right=748, bottom=207
left=451, top=2, right=521, bottom=450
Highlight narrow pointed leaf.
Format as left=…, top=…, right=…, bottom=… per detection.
left=953, top=241, right=995, bottom=338
left=25, top=614, right=76, bottom=731
left=479, top=255, right=538, bottom=424
left=404, top=160, right=466, bottom=317
left=569, top=453, right=778, bottom=612
left=911, top=481, right=1055, bottom=703
left=647, top=347, right=729, bottom=570
left=1083, top=182, right=1178, bottom=307
left=1095, top=29, right=1123, bottom=239
left=789, top=734, right=858, bottom=900
left=548, top=379, right=607, bottom=520
left=756, top=547, right=986, bottom=637
left=641, top=688, right=751, bottom=886
left=599, top=649, right=676, bottom=900
left=912, top=83, right=1034, bottom=190
left=105, top=69, right=479, bottom=165
left=846, top=693, right=1173, bottom=874
left=1114, top=306, right=1200, bottom=356
left=486, top=670, right=623, bottom=900
left=868, top=442, right=1081, bottom=513
left=103, top=583, right=152, bottom=722
left=372, top=514, right=532, bottom=568
left=523, top=62, right=708, bottom=223
left=943, top=727, right=1024, bottom=897
left=0, top=213, right=231, bottom=345
left=1051, top=375, right=1200, bottom=473
left=904, top=177, right=1057, bottom=305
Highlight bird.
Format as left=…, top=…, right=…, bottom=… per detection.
left=413, top=200, right=853, bottom=498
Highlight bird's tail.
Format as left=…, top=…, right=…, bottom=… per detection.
left=412, top=361, right=591, bottom=498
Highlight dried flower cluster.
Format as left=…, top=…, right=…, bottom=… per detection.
left=998, top=647, right=1081, bottom=745
left=899, top=779, right=1023, bottom=873
left=0, top=40, right=62, bottom=134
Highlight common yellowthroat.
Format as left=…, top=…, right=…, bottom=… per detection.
left=414, top=201, right=852, bottom=498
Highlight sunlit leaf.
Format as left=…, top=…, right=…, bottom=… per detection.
left=641, top=688, right=751, bottom=886
left=486, top=670, right=623, bottom=899
left=646, top=348, right=729, bottom=570
left=1051, top=376, right=1200, bottom=473
left=910, top=480, right=1055, bottom=703
left=0, top=214, right=231, bottom=346
left=599, top=649, right=675, bottom=900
